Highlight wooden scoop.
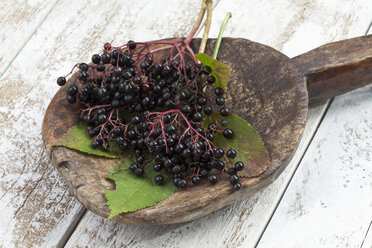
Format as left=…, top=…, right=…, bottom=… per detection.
left=42, top=35, right=372, bottom=225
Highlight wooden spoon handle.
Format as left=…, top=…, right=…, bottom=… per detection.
left=291, top=34, right=372, bottom=105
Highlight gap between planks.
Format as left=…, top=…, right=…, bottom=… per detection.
left=55, top=207, right=86, bottom=248
left=360, top=221, right=372, bottom=248
left=254, top=99, right=332, bottom=247
left=255, top=21, right=372, bottom=247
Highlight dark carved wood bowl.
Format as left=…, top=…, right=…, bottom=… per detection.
left=42, top=36, right=372, bottom=225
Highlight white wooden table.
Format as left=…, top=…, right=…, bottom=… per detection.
left=0, top=1, right=371, bottom=247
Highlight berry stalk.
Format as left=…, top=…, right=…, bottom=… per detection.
left=212, top=12, right=232, bottom=59
left=198, top=0, right=213, bottom=54
left=185, top=0, right=208, bottom=46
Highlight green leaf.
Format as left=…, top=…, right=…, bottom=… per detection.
left=53, top=122, right=120, bottom=158
left=206, top=113, right=270, bottom=177
left=196, top=53, right=232, bottom=92
left=105, top=159, right=177, bottom=219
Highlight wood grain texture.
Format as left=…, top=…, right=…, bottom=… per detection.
left=43, top=37, right=308, bottom=224
left=207, top=0, right=372, bottom=58
left=65, top=0, right=372, bottom=247
left=292, top=34, right=372, bottom=105
left=258, top=84, right=372, bottom=248
left=1, top=0, right=371, bottom=247
left=0, top=0, right=218, bottom=247
left=258, top=25, right=372, bottom=248
left=0, top=0, right=58, bottom=76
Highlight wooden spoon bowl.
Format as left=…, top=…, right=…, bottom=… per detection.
left=42, top=36, right=372, bottom=225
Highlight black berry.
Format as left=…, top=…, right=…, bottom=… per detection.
left=134, top=168, right=144, bottom=176
left=128, top=40, right=136, bottom=50
left=207, top=75, right=215, bottom=84
left=235, top=161, right=244, bottom=171
left=155, top=175, right=164, bottom=185
left=79, top=63, right=89, bottom=71
left=208, top=174, right=218, bottom=184
left=223, top=128, right=234, bottom=139
left=227, top=149, right=237, bottom=159
left=57, top=77, right=66, bottom=86
left=92, top=54, right=101, bottom=64
left=192, top=176, right=201, bottom=185
left=233, top=183, right=241, bottom=191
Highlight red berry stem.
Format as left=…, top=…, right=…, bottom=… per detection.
left=146, top=109, right=216, bottom=153
left=184, top=0, right=208, bottom=46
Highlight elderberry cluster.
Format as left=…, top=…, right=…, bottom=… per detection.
left=57, top=40, right=244, bottom=190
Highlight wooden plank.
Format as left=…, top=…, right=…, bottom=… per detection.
left=208, top=0, right=372, bottom=57
left=258, top=85, right=372, bottom=248
left=0, top=0, right=215, bottom=247
left=258, top=24, right=372, bottom=248
left=0, top=0, right=58, bottom=76
left=65, top=1, right=372, bottom=248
